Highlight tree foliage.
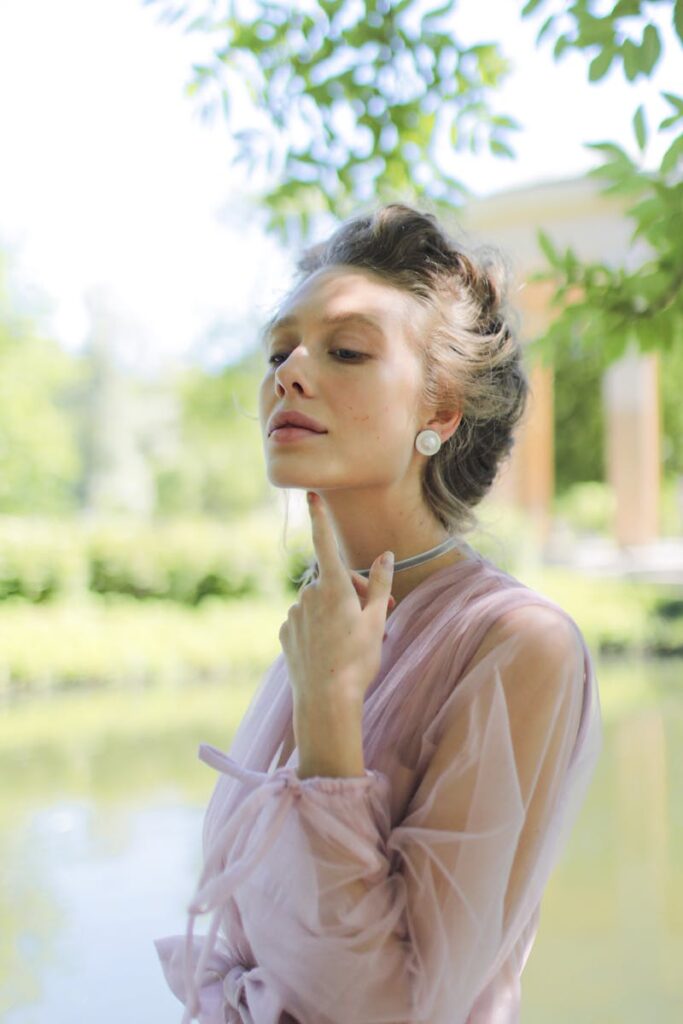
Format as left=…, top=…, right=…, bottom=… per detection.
left=145, top=0, right=683, bottom=371
left=154, top=356, right=270, bottom=517
left=0, top=253, right=85, bottom=515
left=521, top=0, right=683, bottom=369
left=143, top=0, right=519, bottom=242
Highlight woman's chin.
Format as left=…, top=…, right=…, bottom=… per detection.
left=266, top=470, right=318, bottom=489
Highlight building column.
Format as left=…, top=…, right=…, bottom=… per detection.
left=602, top=343, right=660, bottom=545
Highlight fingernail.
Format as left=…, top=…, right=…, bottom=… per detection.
left=381, top=551, right=394, bottom=569
left=307, top=491, right=316, bottom=504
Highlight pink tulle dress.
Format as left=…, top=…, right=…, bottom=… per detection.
left=155, top=544, right=603, bottom=1023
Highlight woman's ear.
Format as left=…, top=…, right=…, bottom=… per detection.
left=426, top=407, right=463, bottom=446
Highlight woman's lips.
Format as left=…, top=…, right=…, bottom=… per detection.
left=269, top=426, right=327, bottom=442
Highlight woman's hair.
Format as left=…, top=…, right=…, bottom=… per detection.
left=272, top=202, right=530, bottom=587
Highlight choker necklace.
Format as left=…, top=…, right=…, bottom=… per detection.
left=351, top=534, right=469, bottom=579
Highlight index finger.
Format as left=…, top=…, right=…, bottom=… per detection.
left=307, top=492, right=345, bottom=583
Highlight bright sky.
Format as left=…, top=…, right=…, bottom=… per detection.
left=0, top=0, right=678, bottom=375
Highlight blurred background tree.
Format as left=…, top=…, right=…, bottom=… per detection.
left=0, top=251, right=84, bottom=515
left=154, top=350, right=268, bottom=518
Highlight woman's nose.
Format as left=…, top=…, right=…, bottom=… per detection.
left=275, top=357, right=304, bottom=389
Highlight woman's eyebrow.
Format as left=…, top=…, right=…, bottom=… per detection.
left=263, top=311, right=388, bottom=346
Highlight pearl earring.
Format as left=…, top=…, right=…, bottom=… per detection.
left=415, top=428, right=442, bottom=456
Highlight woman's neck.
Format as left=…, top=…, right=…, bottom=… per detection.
left=387, top=545, right=471, bottom=616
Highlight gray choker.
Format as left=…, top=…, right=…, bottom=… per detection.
left=351, top=534, right=469, bottom=579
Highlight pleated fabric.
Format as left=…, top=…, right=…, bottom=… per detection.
left=155, top=546, right=602, bottom=1023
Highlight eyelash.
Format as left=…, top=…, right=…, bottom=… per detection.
left=267, top=348, right=365, bottom=366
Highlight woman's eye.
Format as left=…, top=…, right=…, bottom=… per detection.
left=334, top=348, right=364, bottom=362
left=268, top=349, right=364, bottom=366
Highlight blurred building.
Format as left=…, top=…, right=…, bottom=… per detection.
left=460, top=175, right=661, bottom=550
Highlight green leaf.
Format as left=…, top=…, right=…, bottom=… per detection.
left=675, top=0, right=683, bottom=47
left=613, top=0, right=642, bottom=15
left=662, top=91, right=683, bottom=114
left=597, top=173, right=646, bottom=197
left=573, top=11, right=615, bottom=49
left=629, top=197, right=664, bottom=240
left=536, top=14, right=555, bottom=44
left=563, top=248, right=579, bottom=278
left=585, top=140, right=632, bottom=162
left=490, top=114, right=522, bottom=131
left=659, top=113, right=683, bottom=131
left=553, top=34, right=571, bottom=58
left=621, top=39, right=640, bottom=80
left=420, top=0, right=454, bottom=30
left=521, top=0, right=546, bottom=15
left=640, top=24, right=661, bottom=75
left=319, top=0, right=344, bottom=16
left=633, top=105, right=647, bottom=151
left=489, top=138, right=515, bottom=158
left=537, top=229, right=560, bottom=266
left=589, top=48, right=614, bottom=81
left=661, top=134, right=683, bottom=175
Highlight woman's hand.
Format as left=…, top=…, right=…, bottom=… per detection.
left=349, top=570, right=396, bottom=616
left=278, top=491, right=395, bottom=715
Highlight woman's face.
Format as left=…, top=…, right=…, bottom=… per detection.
left=258, top=265, right=434, bottom=495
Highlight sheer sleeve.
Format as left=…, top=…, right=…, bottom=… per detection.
left=155, top=603, right=600, bottom=1024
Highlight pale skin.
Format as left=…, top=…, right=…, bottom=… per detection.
left=258, top=265, right=468, bottom=779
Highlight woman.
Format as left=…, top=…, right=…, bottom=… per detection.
left=155, top=203, right=603, bottom=1023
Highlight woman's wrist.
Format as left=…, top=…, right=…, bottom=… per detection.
left=294, top=693, right=366, bottom=779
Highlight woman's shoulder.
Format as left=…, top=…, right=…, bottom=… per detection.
left=466, top=556, right=587, bottom=660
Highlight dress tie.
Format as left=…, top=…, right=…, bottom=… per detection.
left=178, top=744, right=304, bottom=1024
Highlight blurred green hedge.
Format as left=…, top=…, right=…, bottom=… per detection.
left=0, top=564, right=681, bottom=699
left=1, top=480, right=680, bottom=606
left=0, top=511, right=303, bottom=605
left=1, top=498, right=682, bottom=699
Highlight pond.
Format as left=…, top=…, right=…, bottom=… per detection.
left=1, top=656, right=682, bottom=1023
